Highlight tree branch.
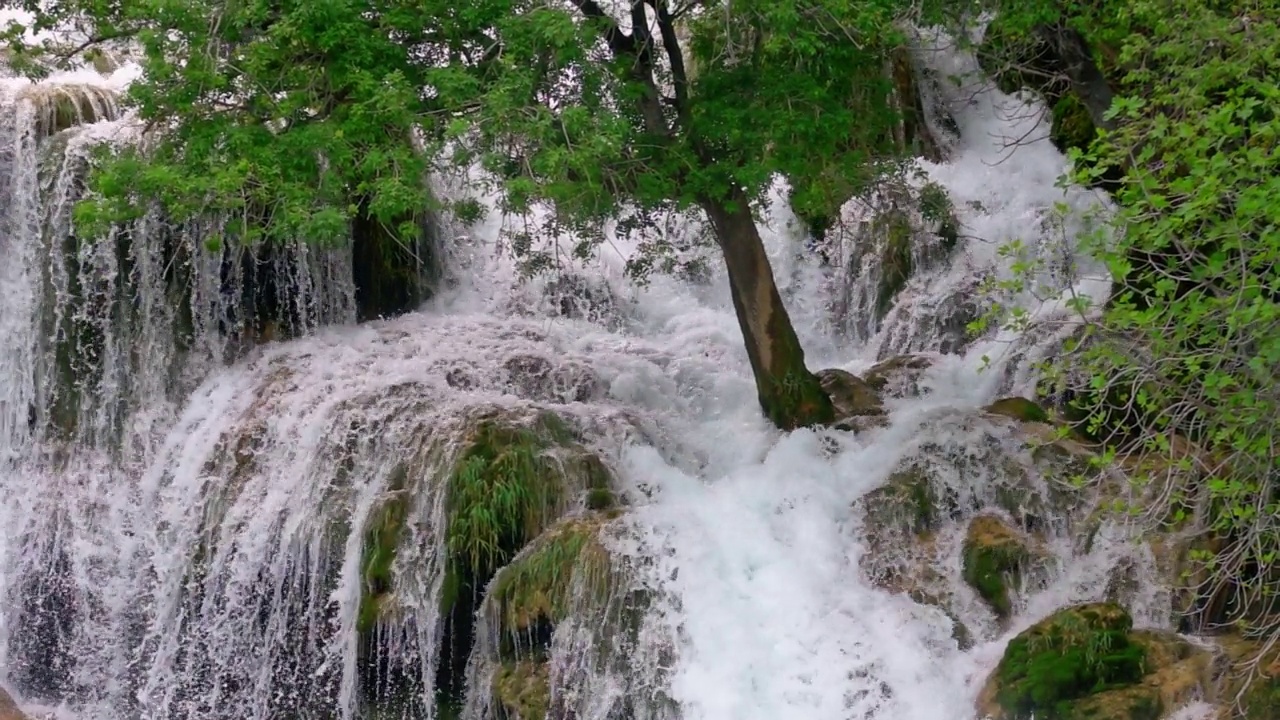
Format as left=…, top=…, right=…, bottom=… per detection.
left=568, top=0, right=638, bottom=55
left=649, top=0, right=690, bottom=129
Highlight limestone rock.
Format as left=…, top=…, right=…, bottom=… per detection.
left=816, top=368, right=887, bottom=431
left=493, top=660, right=550, bottom=720
left=503, top=354, right=605, bottom=404
left=0, top=687, right=28, bottom=720
left=1211, top=636, right=1280, bottom=720
left=863, top=354, right=935, bottom=399
left=977, top=603, right=1214, bottom=720
left=962, top=515, right=1050, bottom=619
left=542, top=274, right=623, bottom=327
left=985, top=396, right=1051, bottom=424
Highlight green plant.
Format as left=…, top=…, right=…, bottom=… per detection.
left=961, top=0, right=1280, bottom=692
left=995, top=604, right=1148, bottom=719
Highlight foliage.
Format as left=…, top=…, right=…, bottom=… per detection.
left=445, top=413, right=573, bottom=582
left=964, top=0, right=1280, bottom=682
left=994, top=603, right=1148, bottom=720
left=4, top=0, right=906, bottom=263
left=358, top=466, right=411, bottom=633
left=487, top=516, right=614, bottom=641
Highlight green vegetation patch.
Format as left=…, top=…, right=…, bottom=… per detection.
left=986, top=397, right=1051, bottom=424
left=993, top=603, right=1149, bottom=720
left=488, top=516, right=614, bottom=641
left=962, top=515, right=1033, bottom=619
left=357, top=464, right=411, bottom=633
left=493, top=660, right=550, bottom=720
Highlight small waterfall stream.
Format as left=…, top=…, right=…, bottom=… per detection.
left=0, top=22, right=1199, bottom=720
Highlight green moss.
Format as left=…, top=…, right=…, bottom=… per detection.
left=1243, top=676, right=1280, bottom=719
left=994, top=603, right=1149, bottom=720
left=493, top=660, right=550, bottom=720
left=875, top=211, right=914, bottom=321
left=488, top=516, right=614, bottom=641
left=357, top=465, right=411, bottom=633
left=962, top=516, right=1032, bottom=619
left=1050, top=94, right=1098, bottom=154
left=987, top=397, right=1051, bottom=424
left=862, top=463, right=961, bottom=538
left=767, top=366, right=836, bottom=431
left=585, top=487, right=615, bottom=511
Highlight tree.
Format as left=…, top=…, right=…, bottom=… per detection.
left=4, top=0, right=911, bottom=431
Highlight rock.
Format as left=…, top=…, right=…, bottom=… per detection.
left=863, top=463, right=955, bottom=539
left=863, top=354, right=935, bottom=399
left=1211, top=636, right=1280, bottom=719
left=986, top=397, right=1051, bottom=424
left=1241, top=678, right=1280, bottom=719
left=816, top=368, right=887, bottom=431
left=962, top=515, right=1046, bottom=619
left=0, top=687, right=29, bottom=720
left=542, top=274, right=622, bottom=326
left=503, top=354, right=605, bottom=404
left=493, top=660, right=550, bottom=720
left=977, top=603, right=1214, bottom=720
left=361, top=407, right=614, bottom=635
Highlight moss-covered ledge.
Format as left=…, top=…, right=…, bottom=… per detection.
left=977, top=602, right=1215, bottom=720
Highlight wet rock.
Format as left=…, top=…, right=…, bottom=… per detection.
left=542, top=274, right=622, bottom=326
left=816, top=368, right=887, bottom=431
left=962, top=515, right=1047, bottom=620
left=861, top=461, right=968, bottom=545
left=503, top=354, right=605, bottom=404
left=985, top=397, right=1051, bottom=424
left=493, top=660, right=550, bottom=720
left=977, top=603, right=1213, bottom=720
left=0, top=687, right=29, bottom=720
left=1212, top=636, right=1280, bottom=720
left=862, top=354, right=935, bottom=399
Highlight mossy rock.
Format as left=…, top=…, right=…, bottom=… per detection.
left=487, top=515, right=615, bottom=640
left=493, top=660, right=550, bottom=720
left=1209, top=635, right=1280, bottom=719
left=357, top=466, right=412, bottom=633
left=987, top=397, right=1051, bottom=424
left=980, top=603, right=1150, bottom=720
left=358, top=408, right=615, bottom=633
left=29, top=85, right=118, bottom=137
left=876, top=209, right=915, bottom=320
left=962, top=515, right=1040, bottom=619
left=1241, top=676, right=1280, bottom=719
left=1050, top=93, right=1098, bottom=154
left=861, top=463, right=960, bottom=541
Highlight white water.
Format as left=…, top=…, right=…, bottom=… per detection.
left=0, top=22, right=1188, bottom=720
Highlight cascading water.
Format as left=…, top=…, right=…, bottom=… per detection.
left=0, top=20, right=1203, bottom=720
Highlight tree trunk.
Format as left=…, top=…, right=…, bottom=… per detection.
left=699, top=189, right=835, bottom=430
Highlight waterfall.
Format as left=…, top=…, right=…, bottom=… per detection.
left=1, top=23, right=1200, bottom=720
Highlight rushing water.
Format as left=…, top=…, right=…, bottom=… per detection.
left=0, top=22, right=1179, bottom=720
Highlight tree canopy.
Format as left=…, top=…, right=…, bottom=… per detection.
left=6, top=0, right=902, bottom=253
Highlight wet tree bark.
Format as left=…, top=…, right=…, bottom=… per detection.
left=699, top=188, right=835, bottom=430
